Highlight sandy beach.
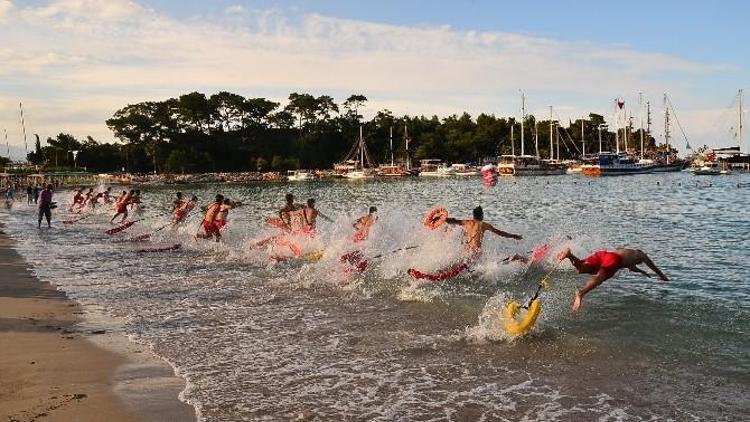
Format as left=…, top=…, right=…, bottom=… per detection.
left=0, top=223, right=195, bottom=422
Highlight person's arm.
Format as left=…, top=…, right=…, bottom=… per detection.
left=445, top=217, right=463, bottom=225
left=485, top=223, right=522, bottom=239
left=318, top=210, right=333, bottom=222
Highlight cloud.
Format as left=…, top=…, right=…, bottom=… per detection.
left=0, top=0, right=741, bottom=150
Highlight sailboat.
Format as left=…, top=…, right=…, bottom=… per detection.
left=691, top=89, right=749, bottom=174
left=335, top=125, right=375, bottom=179
left=378, top=125, right=409, bottom=176
left=498, top=94, right=566, bottom=176
left=651, top=94, right=687, bottom=172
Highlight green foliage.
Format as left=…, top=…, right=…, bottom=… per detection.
left=26, top=90, right=635, bottom=174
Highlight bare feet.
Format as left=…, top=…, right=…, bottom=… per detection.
left=557, top=247, right=571, bottom=262
left=572, top=289, right=582, bottom=312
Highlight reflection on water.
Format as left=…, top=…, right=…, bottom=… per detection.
left=2, top=172, right=749, bottom=421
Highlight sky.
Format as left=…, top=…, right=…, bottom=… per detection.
left=1, top=0, right=749, bottom=159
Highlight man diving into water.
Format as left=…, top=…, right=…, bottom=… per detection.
left=445, top=206, right=522, bottom=258
left=557, top=247, right=669, bottom=312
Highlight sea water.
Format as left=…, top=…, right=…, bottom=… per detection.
left=2, top=172, right=748, bottom=421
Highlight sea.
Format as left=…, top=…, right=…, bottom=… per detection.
left=2, top=172, right=748, bottom=421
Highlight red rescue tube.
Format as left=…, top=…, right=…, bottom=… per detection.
left=407, top=262, right=469, bottom=281
left=423, top=207, right=448, bottom=230
left=106, top=220, right=137, bottom=235
left=267, top=217, right=286, bottom=228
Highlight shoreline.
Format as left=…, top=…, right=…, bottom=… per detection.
left=0, top=223, right=195, bottom=422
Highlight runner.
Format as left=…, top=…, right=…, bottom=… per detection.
left=557, top=247, right=669, bottom=312
left=214, top=198, right=243, bottom=231
left=173, top=195, right=198, bottom=224
left=33, top=184, right=41, bottom=204
left=110, top=190, right=134, bottom=223
left=102, top=187, right=113, bottom=204
left=279, top=193, right=304, bottom=232
left=83, top=188, right=96, bottom=208
left=37, top=184, right=54, bottom=229
left=195, top=194, right=224, bottom=242
left=302, top=198, right=332, bottom=235
left=352, top=206, right=377, bottom=242
left=444, top=206, right=522, bottom=259
left=69, top=189, right=85, bottom=212
left=26, top=185, right=33, bottom=205
left=173, top=192, right=185, bottom=211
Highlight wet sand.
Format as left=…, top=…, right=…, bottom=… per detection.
left=0, top=224, right=195, bottom=422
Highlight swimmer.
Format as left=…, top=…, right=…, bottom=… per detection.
left=279, top=193, right=304, bottom=231
left=195, top=194, right=224, bottom=242
left=444, top=206, right=522, bottom=258
left=557, top=247, right=669, bottom=312
left=352, top=206, right=378, bottom=242
left=302, top=198, right=332, bottom=232
left=110, top=190, right=134, bottom=223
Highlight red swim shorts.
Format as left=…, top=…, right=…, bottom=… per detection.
left=582, top=250, right=622, bottom=278
left=202, top=220, right=220, bottom=236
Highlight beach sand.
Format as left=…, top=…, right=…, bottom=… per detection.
left=0, top=225, right=195, bottom=422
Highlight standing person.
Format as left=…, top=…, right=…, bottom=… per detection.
left=33, top=184, right=41, bottom=204
left=195, top=194, right=224, bottom=241
left=302, top=198, right=332, bottom=234
left=557, top=247, right=669, bottom=312
left=352, top=206, right=378, bottom=242
left=110, top=190, right=133, bottom=223
left=26, top=185, right=33, bottom=205
left=444, top=206, right=522, bottom=258
left=38, top=184, right=54, bottom=228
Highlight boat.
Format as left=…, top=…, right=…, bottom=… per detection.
left=377, top=126, right=410, bottom=176
left=650, top=93, right=688, bottom=172
left=450, top=163, right=479, bottom=176
left=335, top=125, right=376, bottom=179
left=581, top=152, right=655, bottom=176
left=498, top=155, right=567, bottom=176
left=690, top=161, right=722, bottom=175
left=419, top=159, right=454, bottom=177
left=286, top=170, right=314, bottom=181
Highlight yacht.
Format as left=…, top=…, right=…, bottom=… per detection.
left=581, top=152, right=655, bottom=176
left=286, top=170, right=314, bottom=181
left=498, top=155, right=567, bottom=176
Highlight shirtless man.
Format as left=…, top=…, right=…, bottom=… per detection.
left=214, top=198, right=243, bottom=231
left=444, top=206, right=522, bottom=257
left=83, top=188, right=96, bottom=208
left=352, top=206, right=377, bottom=242
left=102, top=187, right=112, bottom=204
left=173, top=195, right=198, bottom=224
left=303, top=198, right=332, bottom=233
left=69, top=189, right=85, bottom=212
left=110, top=190, right=134, bottom=223
left=196, top=194, right=224, bottom=241
left=557, top=247, right=669, bottom=312
left=279, top=193, right=304, bottom=232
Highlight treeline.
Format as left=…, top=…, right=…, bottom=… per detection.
left=27, top=91, right=659, bottom=173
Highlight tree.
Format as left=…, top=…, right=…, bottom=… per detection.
left=343, top=94, right=367, bottom=121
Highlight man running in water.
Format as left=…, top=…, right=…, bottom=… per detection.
left=173, top=192, right=184, bottom=211
left=83, top=188, right=96, bottom=208
left=557, top=247, right=669, bottom=312
left=38, top=184, right=54, bottom=228
left=111, top=190, right=133, bottom=223
left=102, top=187, right=112, bottom=204
left=214, top=198, right=243, bottom=231
left=445, top=206, right=522, bottom=258
left=279, top=193, right=304, bottom=232
left=70, top=189, right=84, bottom=212
left=303, top=198, right=332, bottom=234
left=353, top=206, right=377, bottom=242
left=196, top=194, right=224, bottom=241
left=173, top=195, right=198, bottom=224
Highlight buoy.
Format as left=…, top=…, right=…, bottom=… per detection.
left=423, top=207, right=449, bottom=230
left=503, top=299, right=542, bottom=336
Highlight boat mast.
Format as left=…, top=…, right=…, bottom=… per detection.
left=359, top=125, right=364, bottom=170
left=639, top=92, right=644, bottom=160
left=556, top=124, right=560, bottom=160
left=389, top=125, right=394, bottom=166
left=614, top=99, right=620, bottom=154
left=404, top=124, right=410, bottom=170
left=739, top=89, right=744, bottom=149
left=581, top=117, right=585, bottom=156
left=3, top=128, right=8, bottom=159
left=534, top=121, right=540, bottom=158
left=549, top=106, right=554, bottom=160
left=664, top=93, right=671, bottom=164
left=510, top=125, right=515, bottom=156
left=598, top=124, right=603, bottom=153
left=520, top=91, right=525, bottom=156
left=19, top=102, right=28, bottom=157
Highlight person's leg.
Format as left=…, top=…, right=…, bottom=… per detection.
left=38, top=209, right=43, bottom=228
left=45, top=208, right=51, bottom=228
